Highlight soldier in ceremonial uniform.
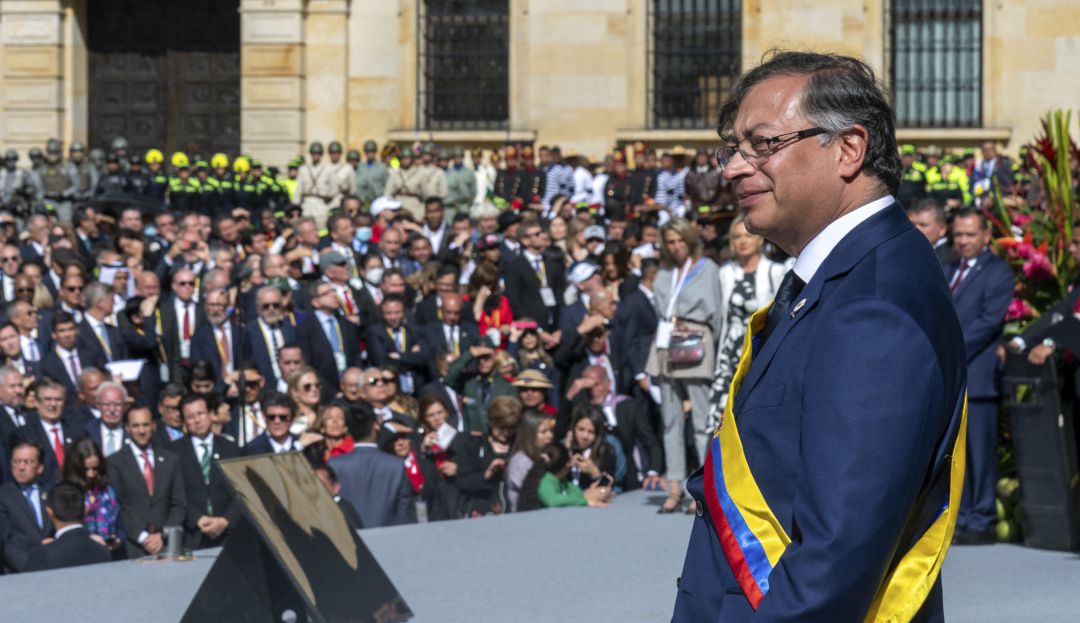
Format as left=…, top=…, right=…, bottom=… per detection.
left=493, top=145, right=523, bottom=205
left=63, top=141, right=98, bottom=202
left=356, top=140, right=388, bottom=208
left=416, top=142, right=448, bottom=208
left=40, top=139, right=76, bottom=223
left=629, top=147, right=658, bottom=209
left=383, top=149, right=426, bottom=219
left=346, top=149, right=361, bottom=172
left=444, top=146, right=476, bottom=212
left=436, top=147, right=450, bottom=170
left=144, top=149, right=169, bottom=207
left=296, top=142, right=338, bottom=228
left=167, top=152, right=202, bottom=213
left=603, top=151, right=633, bottom=210
left=327, top=141, right=354, bottom=211
left=518, top=145, right=546, bottom=209
left=473, top=147, right=497, bottom=206
left=896, top=144, right=926, bottom=210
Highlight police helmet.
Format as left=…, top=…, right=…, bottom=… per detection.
left=145, top=149, right=164, bottom=164
left=210, top=153, right=229, bottom=169
left=346, top=149, right=361, bottom=162
left=3, top=149, right=17, bottom=161
left=29, top=147, right=43, bottom=159
left=46, top=139, right=62, bottom=155
left=70, top=141, right=86, bottom=153
left=171, top=152, right=190, bottom=169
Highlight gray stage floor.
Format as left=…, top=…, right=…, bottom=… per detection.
left=0, top=490, right=1077, bottom=622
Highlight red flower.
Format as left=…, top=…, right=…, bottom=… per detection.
left=1006, top=298, right=1037, bottom=321
left=1022, top=252, right=1056, bottom=280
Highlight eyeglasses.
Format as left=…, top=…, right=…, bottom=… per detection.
left=16, top=287, right=33, bottom=293
left=301, top=382, right=321, bottom=392
left=367, top=377, right=386, bottom=386
left=715, top=127, right=827, bottom=172
left=64, top=285, right=83, bottom=292
left=174, top=281, right=195, bottom=287
left=260, top=302, right=281, bottom=310
left=266, top=413, right=292, bottom=422
left=0, top=222, right=15, bottom=227
left=381, top=375, right=396, bottom=383
left=1, top=256, right=19, bottom=262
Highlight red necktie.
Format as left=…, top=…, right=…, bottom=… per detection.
left=183, top=305, right=192, bottom=340
left=51, top=425, right=65, bottom=469
left=141, top=450, right=155, bottom=496
left=344, top=289, right=356, bottom=315
left=950, top=262, right=969, bottom=295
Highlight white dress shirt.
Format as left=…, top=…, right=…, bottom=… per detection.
left=269, top=436, right=297, bottom=453
left=20, top=333, right=41, bottom=362
left=424, top=222, right=447, bottom=254
left=792, top=195, right=896, bottom=284
left=174, top=296, right=196, bottom=358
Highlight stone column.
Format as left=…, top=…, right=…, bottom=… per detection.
left=304, top=0, right=349, bottom=146
left=240, top=0, right=305, bottom=168
left=0, top=0, right=65, bottom=153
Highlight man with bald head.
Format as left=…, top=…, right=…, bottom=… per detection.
left=420, top=292, right=479, bottom=366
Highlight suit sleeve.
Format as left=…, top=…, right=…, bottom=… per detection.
left=166, top=461, right=188, bottom=529
left=364, top=328, right=390, bottom=366
left=754, top=299, right=951, bottom=621
left=393, top=470, right=416, bottom=526
left=961, top=263, right=1014, bottom=362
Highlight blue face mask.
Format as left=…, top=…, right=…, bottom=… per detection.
left=355, top=227, right=373, bottom=243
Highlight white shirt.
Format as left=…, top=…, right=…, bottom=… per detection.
left=40, top=419, right=64, bottom=445
left=424, top=222, right=447, bottom=254
left=269, top=436, right=297, bottom=454
left=54, top=524, right=82, bottom=540
left=131, top=443, right=156, bottom=545
left=101, top=423, right=124, bottom=456
left=442, top=323, right=459, bottom=351
left=174, top=296, right=196, bottom=353
left=1, top=273, right=13, bottom=302
left=257, top=318, right=285, bottom=379
left=242, top=403, right=265, bottom=446
left=4, top=404, right=24, bottom=427
left=792, top=195, right=896, bottom=284
left=55, top=345, right=82, bottom=384
left=20, top=334, right=40, bottom=362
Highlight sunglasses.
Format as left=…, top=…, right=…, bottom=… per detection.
left=243, top=377, right=263, bottom=386
left=260, top=302, right=281, bottom=310
left=16, top=287, right=33, bottom=293
left=266, top=413, right=292, bottom=422
left=174, top=281, right=195, bottom=287
left=64, top=285, right=83, bottom=292
left=0, top=222, right=14, bottom=227
left=301, top=382, right=321, bottom=392
left=1, top=256, right=19, bottom=262
left=367, top=377, right=386, bottom=386
left=382, top=375, right=396, bottom=383
left=476, top=354, right=493, bottom=361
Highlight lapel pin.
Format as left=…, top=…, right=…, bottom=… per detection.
left=213, top=453, right=220, bottom=460
left=790, top=299, right=807, bottom=318
left=157, top=456, right=164, bottom=463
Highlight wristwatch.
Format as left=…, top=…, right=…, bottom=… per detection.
left=1042, top=338, right=1056, bottom=350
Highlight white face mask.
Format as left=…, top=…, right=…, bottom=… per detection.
left=365, top=268, right=384, bottom=285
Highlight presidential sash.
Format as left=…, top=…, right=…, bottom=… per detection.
left=704, top=303, right=967, bottom=621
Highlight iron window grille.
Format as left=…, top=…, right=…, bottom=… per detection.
left=648, top=0, right=741, bottom=130
left=418, top=0, right=510, bottom=131
left=890, top=0, right=983, bottom=128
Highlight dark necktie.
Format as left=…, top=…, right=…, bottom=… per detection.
left=761, top=270, right=805, bottom=346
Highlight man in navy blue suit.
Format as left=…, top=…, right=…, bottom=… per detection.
left=947, top=208, right=1014, bottom=544
left=673, top=52, right=967, bottom=622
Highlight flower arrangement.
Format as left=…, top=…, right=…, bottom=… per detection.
left=988, top=110, right=1080, bottom=335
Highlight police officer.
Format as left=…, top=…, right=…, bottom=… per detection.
left=231, top=156, right=257, bottom=210
left=111, top=136, right=131, bottom=172
left=144, top=149, right=169, bottom=206
left=250, top=159, right=283, bottom=211
left=444, top=146, right=477, bottom=212
left=296, top=141, right=337, bottom=228
left=327, top=141, right=354, bottom=210
left=126, top=152, right=153, bottom=197
left=279, top=156, right=302, bottom=205
left=28, top=147, right=45, bottom=174
left=167, top=152, right=201, bottom=212
left=63, top=141, right=98, bottom=202
left=40, top=138, right=77, bottom=223
left=355, top=140, right=388, bottom=207
left=209, top=153, right=235, bottom=207
left=95, top=153, right=129, bottom=196
left=88, top=148, right=107, bottom=175
left=0, top=149, right=42, bottom=218
left=194, top=160, right=222, bottom=215
left=896, top=144, right=926, bottom=210
left=383, top=148, right=427, bottom=219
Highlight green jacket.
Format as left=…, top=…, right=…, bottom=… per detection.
left=537, top=473, right=587, bottom=508
left=445, top=351, right=516, bottom=433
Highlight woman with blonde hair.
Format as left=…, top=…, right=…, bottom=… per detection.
left=645, top=217, right=722, bottom=513
left=286, top=365, right=321, bottom=435
left=708, top=214, right=786, bottom=429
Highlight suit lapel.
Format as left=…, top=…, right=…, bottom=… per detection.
left=735, top=203, right=912, bottom=410
left=951, top=251, right=990, bottom=301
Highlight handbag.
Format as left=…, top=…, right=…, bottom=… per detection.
left=668, top=329, right=705, bottom=365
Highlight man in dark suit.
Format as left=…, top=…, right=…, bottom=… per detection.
left=504, top=219, right=566, bottom=331
left=553, top=294, right=624, bottom=394
left=365, top=294, right=429, bottom=394
left=329, top=405, right=415, bottom=528
left=36, top=269, right=88, bottom=353
left=0, top=441, right=53, bottom=572
left=419, top=293, right=479, bottom=363
left=312, top=461, right=363, bottom=529
left=673, top=53, right=966, bottom=622
left=970, top=141, right=1013, bottom=198
left=243, top=391, right=303, bottom=456
left=558, top=261, right=603, bottom=338
left=947, top=208, right=1014, bottom=544
left=907, top=197, right=958, bottom=271
left=414, top=264, right=476, bottom=326
left=151, top=383, right=188, bottom=447
left=107, top=406, right=187, bottom=559
left=40, top=312, right=105, bottom=402
left=24, top=481, right=110, bottom=571
left=421, top=197, right=464, bottom=265
left=0, top=364, right=28, bottom=448
left=189, top=287, right=243, bottom=394
left=77, top=281, right=127, bottom=365
left=171, top=393, right=242, bottom=549
left=0, top=321, right=39, bottom=379
left=562, top=366, right=664, bottom=492
left=243, top=285, right=297, bottom=389
left=19, top=378, right=73, bottom=485
left=296, top=281, right=361, bottom=400
left=612, top=257, right=660, bottom=398
left=151, top=266, right=204, bottom=385
left=322, top=213, right=365, bottom=282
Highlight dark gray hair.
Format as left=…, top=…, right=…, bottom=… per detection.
left=717, top=50, right=902, bottom=194
left=909, top=198, right=947, bottom=226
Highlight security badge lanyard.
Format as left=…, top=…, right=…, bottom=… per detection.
left=533, top=257, right=556, bottom=308
left=656, top=258, right=699, bottom=349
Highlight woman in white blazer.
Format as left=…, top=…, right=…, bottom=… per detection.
left=708, top=215, right=786, bottom=429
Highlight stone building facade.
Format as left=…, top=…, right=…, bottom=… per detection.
left=1, top=0, right=1077, bottom=166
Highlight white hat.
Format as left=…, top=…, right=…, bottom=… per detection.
left=370, top=196, right=402, bottom=218
left=584, top=225, right=606, bottom=241
left=568, top=261, right=600, bottom=286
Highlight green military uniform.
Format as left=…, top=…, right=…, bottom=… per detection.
left=445, top=348, right=518, bottom=434
left=355, top=139, right=388, bottom=207
left=444, top=146, right=477, bottom=212
left=384, top=159, right=427, bottom=219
